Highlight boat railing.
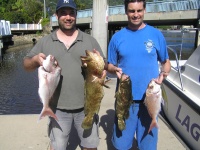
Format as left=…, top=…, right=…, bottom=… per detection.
left=167, top=46, right=184, bottom=90
left=167, top=28, right=198, bottom=61
left=167, top=28, right=199, bottom=91
left=180, top=28, right=199, bottom=60
left=167, top=43, right=182, bottom=61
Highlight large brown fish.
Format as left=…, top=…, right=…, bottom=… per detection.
left=80, top=50, right=108, bottom=129
left=38, top=55, right=61, bottom=121
left=115, top=74, right=132, bottom=131
left=144, top=79, right=163, bottom=133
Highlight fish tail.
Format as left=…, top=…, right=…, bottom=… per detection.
left=103, top=83, right=110, bottom=88
left=99, top=78, right=110, bottom=88
left=148, top=118, right=159, bottom=133
left=81, top=115, right=93, bottom=130
left=118, top=119, right=126, bottom=131
left=38, top=107, right=58, bottom=122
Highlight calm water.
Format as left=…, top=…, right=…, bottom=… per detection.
left=0, top=45, right=42, bottom=115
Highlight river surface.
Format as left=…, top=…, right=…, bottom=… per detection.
left=0, top=44, right=42, bottom=115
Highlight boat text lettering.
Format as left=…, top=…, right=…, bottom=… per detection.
left=199, top=75, right=200, bottom=83
left=175, top=104, right=200, bottom=142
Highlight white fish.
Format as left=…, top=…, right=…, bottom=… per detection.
left=144, top=79, right=163, bottom=133
left=38, top=55, right=61, bottom=121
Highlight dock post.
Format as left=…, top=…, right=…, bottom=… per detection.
left=0, top=39, right=3, bottom=62
left=92, top=0, right=108, bottom=58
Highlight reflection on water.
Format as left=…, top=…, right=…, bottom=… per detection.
left=0, top=45, right=42, bottom=115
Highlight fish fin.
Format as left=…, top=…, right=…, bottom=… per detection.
left=115, top=92, right=119, bottom=98
left=148, top=118, right=159, bottom=133
left=38, top=107, right=58, bottom=122
left=161, top=97, right=165, bottom=106
left=105, top=77, right=111, bottom=83
left=81, top=115, right=93, bottom=130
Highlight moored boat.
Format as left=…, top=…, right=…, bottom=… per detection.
left=162, top=41, right=200, bottom=149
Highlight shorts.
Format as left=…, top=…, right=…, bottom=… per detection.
left=112, top=103, right=158, bottom=150
left=48, top=108, right=99, bottom=150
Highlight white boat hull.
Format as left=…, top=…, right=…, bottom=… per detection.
left=162, top=43, right=200, bottom=150
left=162, top=82, right=200, bottom=150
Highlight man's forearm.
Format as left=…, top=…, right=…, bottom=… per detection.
left=160, top=59, right=171, bottom=78
left=23, top=56, right=40, bottom=72
left=107, top=63, right=117, bottom=74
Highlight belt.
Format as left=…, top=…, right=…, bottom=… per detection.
left=131, top=100, right=144, bottom=104
left=57, top=107, right=84, bottom=113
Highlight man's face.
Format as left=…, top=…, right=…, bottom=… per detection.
left=126, top=2, right=145, bottom=29
left=56, top=7, right=77, bottom=31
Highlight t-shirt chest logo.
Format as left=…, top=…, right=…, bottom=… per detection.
left=144, top=40, right=154, bottom=53
left=64, top=0, right=69, bottom=3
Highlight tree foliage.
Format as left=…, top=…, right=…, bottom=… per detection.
left=0, top=0, right=43, bottom=23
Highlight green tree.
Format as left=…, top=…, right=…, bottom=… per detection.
left=23, top=0, right=43, bottom=23
left=0, top=0, right=43, bottom=23
left=0, top=0, right=16, bottom=18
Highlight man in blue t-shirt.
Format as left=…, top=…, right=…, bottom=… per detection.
left=107, top=0, right=171, bottom=149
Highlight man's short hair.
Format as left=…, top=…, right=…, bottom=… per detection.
left=124, top=0, right=146, bottom=12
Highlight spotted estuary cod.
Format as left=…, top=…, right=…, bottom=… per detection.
left=81, top=50, right=108, bottom=129
left=144, top=79, right=163, bottom=133
left=38, top=55, right=61, bottom=121
left=115, top=74, right=132, bottom=131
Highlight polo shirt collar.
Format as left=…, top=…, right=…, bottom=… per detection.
left=51, top=28, right=83, bottom=42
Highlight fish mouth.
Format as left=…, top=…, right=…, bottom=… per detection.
left=85, top=50, right=92, bottom=57
left=154, top=89, right=161, bottom=94
left=149, top=89, right=161, bottom=95
left=85, top=50, right=90, bottom=55
left=120, top=73, right=130, bottom=82
left=80, top=50, right=91, bottom=60
left=50, top=55, right=54, bottom=61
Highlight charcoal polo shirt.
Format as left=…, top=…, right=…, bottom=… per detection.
left=26, top=29, right=103, bottom=110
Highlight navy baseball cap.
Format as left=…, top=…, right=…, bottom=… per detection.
left=56, top=0, right=77, bottom=11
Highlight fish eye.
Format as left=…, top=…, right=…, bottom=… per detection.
left=149, top=85, right=153, bottom=89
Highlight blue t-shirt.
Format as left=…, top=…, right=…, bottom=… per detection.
left=108, top=25, right=169, bottom=100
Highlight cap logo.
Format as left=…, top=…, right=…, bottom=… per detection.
left=64, top=0, right=69, bottom=3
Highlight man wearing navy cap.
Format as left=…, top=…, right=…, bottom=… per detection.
left=23, top=0, right=105, bottom=149
left=56, top=0, right=77, bottom=10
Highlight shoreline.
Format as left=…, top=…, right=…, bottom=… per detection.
left=12, top=34, right=44, bottom=46
left=5, top=34, right=44, bottom=53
